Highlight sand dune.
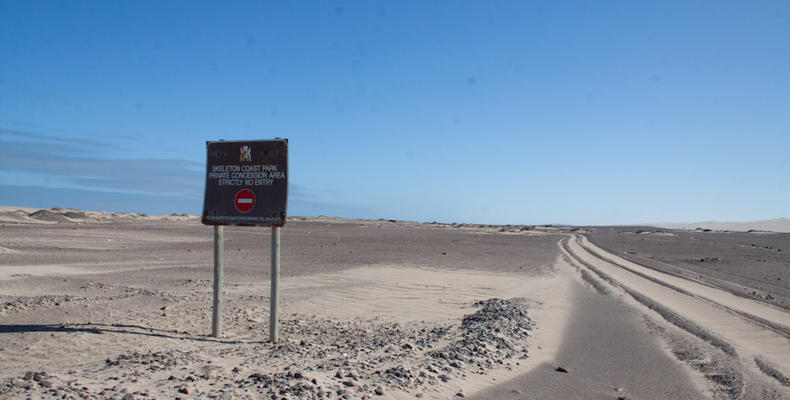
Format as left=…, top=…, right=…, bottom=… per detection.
left=652, top=218, right=790, bottom=233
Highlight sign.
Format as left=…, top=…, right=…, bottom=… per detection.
left=202, top=139, right=288, bottom=226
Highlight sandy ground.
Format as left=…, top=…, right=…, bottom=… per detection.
left=564, top=235, right=790, bottom=399
left=1, top=207, right=789, bottom=399
left=652, top=218, right=790, bottom=234
left=470, top=280, right=707, bottom=400
left=586, top=227, right=790, bottom=311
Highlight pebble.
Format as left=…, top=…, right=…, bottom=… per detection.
left=32, top=372, right=48, bottom=382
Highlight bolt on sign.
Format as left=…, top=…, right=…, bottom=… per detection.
left=202, top=139, right=288, bottom=226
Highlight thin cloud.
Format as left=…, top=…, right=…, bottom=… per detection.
left=0, top=184, right=200, bottom=215
left=0, top=130, right=202, bottom=197
left=289, top=183, right=339, bottom=200
left=0, top=127, right=361, bottom=216
left=0, top=128, right=120, bottom=152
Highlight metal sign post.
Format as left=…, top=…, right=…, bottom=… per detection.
left=270, top=226, right=280, bottom=343
left=212, top=225, right=224, bottom=337
left=201, top=139, right=288, bottom=343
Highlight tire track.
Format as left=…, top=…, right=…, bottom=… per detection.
left=562, top=235, right=790, bottom=384
left=560, top=237, right=736, bottom=356
left=578, top=237, right=790, bottom=338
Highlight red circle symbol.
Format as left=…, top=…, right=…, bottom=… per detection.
left=234, top=189, right=255, bottom=213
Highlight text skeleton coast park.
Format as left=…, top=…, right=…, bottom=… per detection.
left=208, top=164, right=286, bottom=187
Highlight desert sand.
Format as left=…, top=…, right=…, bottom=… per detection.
left=651, top=218, right=790, bottom=234
left=1, top=207, right=789, bottom=399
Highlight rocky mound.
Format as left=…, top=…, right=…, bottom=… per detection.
left=63, top=211, right=89, bottom=219
left=430, top=298, right=534, bottom=369
left=28, top=210, right=70, bottom=223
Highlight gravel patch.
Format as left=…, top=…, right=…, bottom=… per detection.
left=0, top=298, right=535, bottom=399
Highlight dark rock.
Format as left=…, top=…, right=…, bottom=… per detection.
left=555, top=366, right=568, bottom=373
left=249, top=372, right=270, bottom=381
left=29, top=210, right=70, bottom=222
left=342, top=380, right=356, bottom=387
left=374, top=386, right=384, bottom=396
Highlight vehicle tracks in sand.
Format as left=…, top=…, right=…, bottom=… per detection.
left=561, top=234, right=790, bottom=385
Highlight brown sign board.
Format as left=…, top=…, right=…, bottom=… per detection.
left=202, top=139, right=288, bottom=226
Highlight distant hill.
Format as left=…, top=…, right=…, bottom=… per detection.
left=651, top=218, right=790, bottom=233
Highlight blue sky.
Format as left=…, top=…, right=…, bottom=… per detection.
left=1, top=1, right=788, bottom=225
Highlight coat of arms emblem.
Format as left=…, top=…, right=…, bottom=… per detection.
left=240, top=145, right=252, bottom=162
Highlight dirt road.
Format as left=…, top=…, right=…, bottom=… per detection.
left=563, top=234, right=790, bottom=390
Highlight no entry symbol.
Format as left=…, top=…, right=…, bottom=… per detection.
left=234, top=189, right=255, bottom=213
